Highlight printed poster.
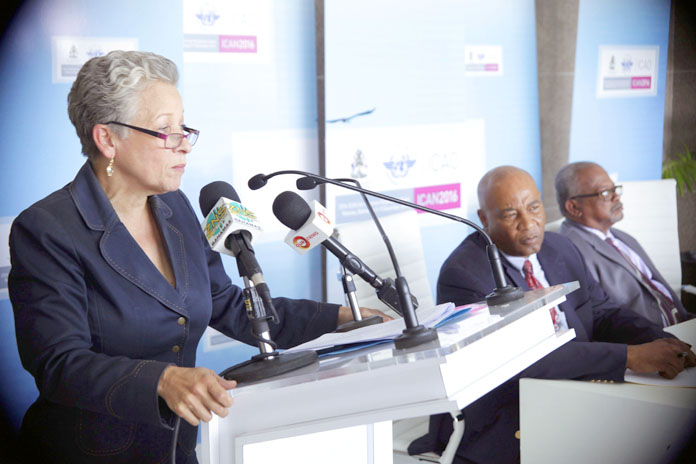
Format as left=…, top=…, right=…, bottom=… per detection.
left=325, top=120, right=486, bottom=228
left=597, top=46, right=658, bottom=98
left=464, top=45, right=503, bottom=76
left=183, top=0, right=273, bottom=64
left=52, top=36, right=138, bottom=83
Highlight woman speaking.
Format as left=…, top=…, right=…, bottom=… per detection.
left=8, top=50, right=383, bottom=463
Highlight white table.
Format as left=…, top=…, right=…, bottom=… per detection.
left=520, top=318, right=696, bottom=464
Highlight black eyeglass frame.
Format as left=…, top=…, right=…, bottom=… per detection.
left=569, top=185, right=623, bottom=201
left=104, top=121, right=199, bottom=148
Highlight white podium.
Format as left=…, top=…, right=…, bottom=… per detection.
left=200, top=283, right=579, bottom=464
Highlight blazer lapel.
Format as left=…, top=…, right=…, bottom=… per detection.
left=610, top=227, right=674, bottom=299
left=150, top=195, right=190, bottom=299
left=565, top=221, right=637, bottom=278
left=536, top=237, right=589, bottom=340
left=500, top=257, right=527, bottom=290
left=70, top=162, right=189, bottom=317
left=611, top=228, right=658, bottom=278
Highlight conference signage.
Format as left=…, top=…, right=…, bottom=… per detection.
left=326, top=121, right=486, bottom=227
left=183, top=0, right=273, bottom=64
left=51, top=36, right=138, bottom=83
left=464, top=45, right=504, bottom=76
left=596, top=45, right=659, bottom=98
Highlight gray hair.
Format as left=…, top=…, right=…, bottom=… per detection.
left=67, top=50, right=179, bottom=159
left=555, top=161, right=599, bottom=216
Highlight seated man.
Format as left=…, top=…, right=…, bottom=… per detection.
left=411, top=166, right=694, bottom=464
left=555, top=161, right=691, bottom=326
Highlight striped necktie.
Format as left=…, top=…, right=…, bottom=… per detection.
left=523, top=259, right=561, bottom=331
left=605, top=237, right=679, bottom=326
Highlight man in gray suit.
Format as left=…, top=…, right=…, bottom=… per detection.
left=555, top=161, right=692, bottom=327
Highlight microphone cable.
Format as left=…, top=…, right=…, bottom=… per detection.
left=170, top=415, right=181, bottom=464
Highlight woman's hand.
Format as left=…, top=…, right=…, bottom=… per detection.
left=337, top=306, right=394, bottom=326
left=157, top=366, right=237, bottom=426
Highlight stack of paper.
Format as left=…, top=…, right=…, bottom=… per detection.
left=286, top=302, right=490, bottom=356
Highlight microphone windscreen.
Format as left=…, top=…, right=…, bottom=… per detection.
left=296, top=177, right=319, bottom=190
left=199, top=181, right=241, bottom=215
left=248, top=174, right=267, bottom=190
left=272, top=191, right=312, bottom=230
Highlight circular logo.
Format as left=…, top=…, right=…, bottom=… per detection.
left=293, top=236, right=310, bottom=249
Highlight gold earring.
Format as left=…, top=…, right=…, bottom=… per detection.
left=106, top=157, right=115, bottom=177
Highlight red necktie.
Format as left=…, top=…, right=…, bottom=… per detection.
left=523, top=259, right=561, bottom=331
left=605, top=237, right=679, bottom=325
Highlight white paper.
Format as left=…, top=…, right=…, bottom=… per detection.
left=624, top=318, right=696, bottom=387
left=286, top=302, right=494, bottom=354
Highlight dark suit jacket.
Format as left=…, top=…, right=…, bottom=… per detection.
left=8, top=162, right=339, bottom=463
left=559, top=219, right=691, bottom=326
left=410, top=231, right=666, bottom=464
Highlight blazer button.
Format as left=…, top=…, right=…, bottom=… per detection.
left=177, top=317, right=186, bottom=326
left=515, top=430, right=521, bottom=440
left=172, top=345, right=181, bottom=353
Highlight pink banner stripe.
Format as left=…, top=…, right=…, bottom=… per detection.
left=413, top=183, right=461, bottom=213
left=219, top=35, right=257, bottom=53
left=631, top=76, right=651, bottom=89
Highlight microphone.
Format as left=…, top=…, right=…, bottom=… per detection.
left=249, top=171, right=309, bottom=191
left=271, top=191, right=418, bottom=318
left=199, top=181, right=278, bottom=324
left=297, top=175, right=412, bottom=327
left=253, top=170, right=524, bottom=307
left=198, top=181, right=318, bottom=382
left=272, top=191, right=436, bottom=349
left=296, top=177, right=402, bottom=277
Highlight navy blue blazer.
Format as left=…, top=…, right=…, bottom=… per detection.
left=9, top=162, right=340, bottom=463
left=410, top=231, right=667, bottom=464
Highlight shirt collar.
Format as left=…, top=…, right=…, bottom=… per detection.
left=499, top=249, right=542, bottom=275
left=578, top=223, right=616, bottom=241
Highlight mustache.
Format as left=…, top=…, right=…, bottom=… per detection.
left=610, top=201, right=623, bottom=213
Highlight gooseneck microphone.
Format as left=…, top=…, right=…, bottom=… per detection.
left=272, top=191, right=436, bottom=349
left=271, top=191, right=417, bottom=317
left=251, top=170, right=524, bottom=307
left=299, top=177, right=403, bottom=284
left=198, top=181, right=318, bottom=383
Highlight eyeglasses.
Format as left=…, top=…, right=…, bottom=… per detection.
left=104, top=121, right=199, bottom=149
left=570, top=185, right=623, bottom=201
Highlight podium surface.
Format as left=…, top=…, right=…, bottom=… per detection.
left=200, top=283, right=578, bottom=464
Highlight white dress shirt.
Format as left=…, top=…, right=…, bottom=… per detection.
left=500, top=250, right=569, bottom=331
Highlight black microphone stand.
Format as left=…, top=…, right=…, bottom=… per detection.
left=249, top=170, right=524, bottom=307
left=326, top=177, right=430, bottom=341
left=218, top=240, right=318, bottom=383
left=336, top=265, right=383, bottom=332
left=251, top=171, right=439, bottom=349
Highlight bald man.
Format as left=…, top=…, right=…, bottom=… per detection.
left=555, top=161, right=691, bottom=327
left=412, top=166, right=694, bottom=464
